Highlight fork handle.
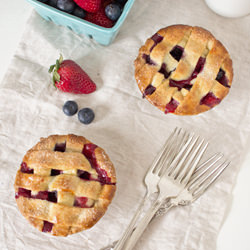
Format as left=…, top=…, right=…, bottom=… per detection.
left=123, top=200, right=163, bottom=250
left=113, top=194, right=149, bottom=250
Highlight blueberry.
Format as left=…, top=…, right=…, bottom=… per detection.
left=78, top=108, right=95, bottom=125
left=48, top=0, right=58, bottom=7
left=73, top=6, right=86, bottom=19
left=63, top=101, right=78, bottom=116
left=105, top=3, right=122, bottom=21
left=57, top=0, right=75, bottom=13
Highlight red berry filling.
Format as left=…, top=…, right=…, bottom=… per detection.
left=77, top=170, right=91, bottom=180
left=96, top=168, right=112, bottom=185
left=143, top=84, right=156, bottom=98
left=151, top=33, right=163, bottom=44
left=42, top=221, right=54, bottom=233
left=159, top=63, right=170, bottom=79
left=82, top=144, right=114, bottom=185
left=150, top=33, right=163, bottom=52
left=191, top=57, right=206, bottom=79
left=47, top=191, right=58, bottom=203
left=82, top=143, right=97, bottom=159
left=165, top=98, right=179, bottom=114
left=200, top=92, right=221, bottom=108
left=142, top=54, right=156, bottom=66
left=32, top=191, right=49, bottom=200
left=216, top=68, right=230, bottom=88
left=169, top=79, right=192, bottom=91
left=15, top=188, right=31, bottom=199
left=169, top=57, right=206, bottom=90
left=20, top=162, right=33, bottom=174
left=15, top=188, right=57, bottom=203
left=54, top=142, right=66, bottom=152
left=74, top=197, right=92, bottom=208
left=170, top=45, right=184, bottom=61
left=51, top=169, right=63, bottom=176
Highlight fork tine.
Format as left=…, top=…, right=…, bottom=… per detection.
left=168, top=135, right=200, bottom=178
left=193, top=152, right=223, bottom=174
left=192, top=161, right=230, bottom=200
left=188, top=159, right=224, bottom=192
left=152, top=127, right=181, bottom=174
left=187, top=153, right=223, bottom=189
left=165, top=130, right=190, bottom=166
left=149, top=127, right=179, bottom=174
left=161, top=133, right=195, bottom=177
left=158, top=130, right=190, bottom=176
left=178, top=140, right=208, bottom=185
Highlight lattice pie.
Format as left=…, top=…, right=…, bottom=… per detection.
left=134, top=25, right=233, bottom=115
left=14, top=134, right=116, bottom=236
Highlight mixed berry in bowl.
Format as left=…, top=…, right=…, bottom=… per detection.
left=27, top=0, right=135, bottom=45
left=38, top=0, right=128, bottom=28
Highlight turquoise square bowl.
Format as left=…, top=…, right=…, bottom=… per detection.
left=26, top=0, right=135, bottom=45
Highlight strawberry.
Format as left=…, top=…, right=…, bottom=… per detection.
left=73, top=0, right=101, bottom=13
left=49, top=55, right=96, bottom=94
left=85, top=6, right=114, bottom=28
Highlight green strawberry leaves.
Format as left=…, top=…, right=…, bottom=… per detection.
left=49, top=54, right=64, bottom=86
left=48, top=64, right=55, bottom=73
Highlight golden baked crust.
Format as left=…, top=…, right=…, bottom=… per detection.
left=14, top=134, right=116, bottom=236
left=134, top=25, right=233, bottom=115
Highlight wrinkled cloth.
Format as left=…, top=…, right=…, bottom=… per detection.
left=1, top=0, right=250, bottom=249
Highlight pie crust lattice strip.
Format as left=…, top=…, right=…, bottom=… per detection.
left=134, top=25, right=233, bottom=115
left=14, top=134, right=116, bottom=236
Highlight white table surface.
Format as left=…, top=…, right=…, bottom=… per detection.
left=1, top=1, right=250, bottom=250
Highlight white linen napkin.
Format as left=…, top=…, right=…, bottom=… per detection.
left=1, top=0, right=250, bottom=249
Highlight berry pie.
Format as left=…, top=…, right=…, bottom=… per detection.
left=14, top=134, right=116, bottom=236
left=134, top=25, right=233, bottom=115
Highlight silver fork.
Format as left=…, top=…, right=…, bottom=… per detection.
left=113, top=128, right=190, bottom=250
left=102, top=153, right=229, bottom=250
left=122, top=135, right=208, bottom=250
left=155, top=153, right=230, bottom=216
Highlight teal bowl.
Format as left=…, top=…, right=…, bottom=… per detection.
left=26, top=0, right=135, bottom=45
